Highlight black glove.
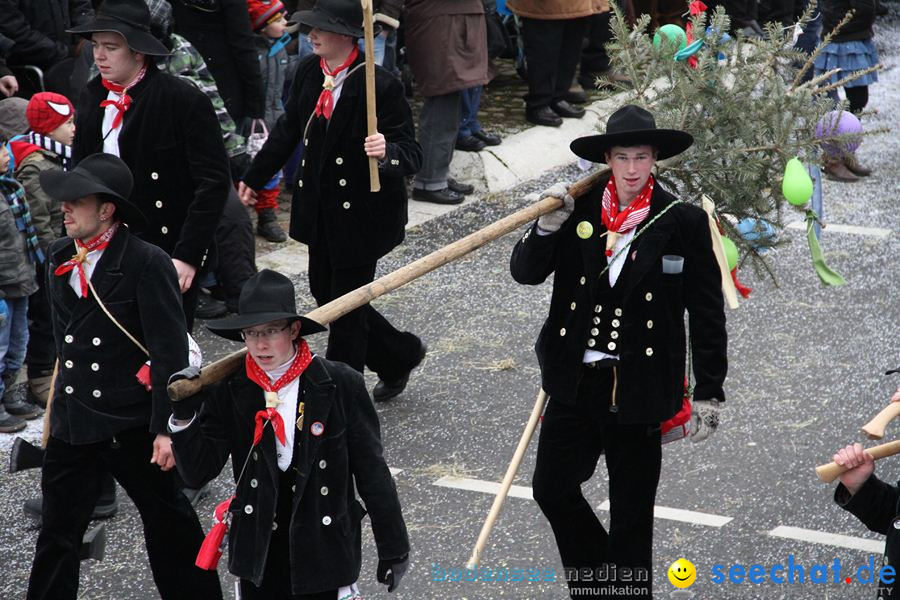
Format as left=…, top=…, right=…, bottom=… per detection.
left=167, top=366, right=203, bottom=422
left=377, top=555, right=408, bottom=592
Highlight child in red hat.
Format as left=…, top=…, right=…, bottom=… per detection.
left=245, top=0, right=295, bottom=243
left=9, top=91, right=77, bottom=410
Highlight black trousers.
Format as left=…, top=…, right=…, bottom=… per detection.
left=25, top=262, right=55, bottom=378
left=521, top=16, right=591, bottom=109
left=215, top=187, right=257, bottom=305
left=307, top=243, right=421, bottom=382
left=27, top=427, right=222, bottom=600
left=532, top=366, right=661, bottom=599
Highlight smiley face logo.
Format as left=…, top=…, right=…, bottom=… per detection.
left=668, top=558, right=696, bottom=588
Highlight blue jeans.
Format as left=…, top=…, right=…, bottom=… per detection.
left=0, top=296, right=29, bottom=397
left=458, top=86, right=484, bottom=140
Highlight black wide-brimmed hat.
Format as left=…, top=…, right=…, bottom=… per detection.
left=207, top=270, right=327, bottom=342
left=293, top=0, right=364, bottom=38
left=570, top=104, right=694, bottom=163
left=40, top=153, right=147, bottom=229
left=69, top=0, right=170, bottom=56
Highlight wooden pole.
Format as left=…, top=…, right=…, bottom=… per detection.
left=168, top=169, right=609, bottom=401
left=361, top=0, right=380, bottom=192
left=466, top=389, right=548, bottom=570
left=815, top=440, right=900, bottom=483
left=40, top=360, right=59, bottom=448
left=861, top=403, right=900, bottom=440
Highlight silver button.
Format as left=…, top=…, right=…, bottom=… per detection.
left=559, top=328, right=566, bottom=336
left=304, top=138, right=309, bottom=145
left=319, top=460, right=327, bottom=469
left=894, top=520, right=900, bottom=530
left=587, top=339, right=596, bottom=347
left=161, top=226, right=169, bottom=234
left=150, top=172, right=159, bottom=180
left=65, top=386, right=74, bottom=394
left=590, top=328, right=599, bottom=336
left=335, top=157, right=343, bottom=165
left=570, top=302, right=576, bottom=310
left=92, top=337, right=101, bottom=346
left=92, top=389, right=101, bottom=398
left=250, top=478, right=258, bottom=488
left=292, top=485, right=296, bottom=492
left=252, top=451, right=258, bottom=461
left=610, top=331, right=619, bottom=339
left=244, top=505, right=253, bottom=515
left=155, top=200, right=162, bottom=208
left=391, top=159, right=399, bottom=165
left=645, top=292, right=653, bottom=301
left=612, top=319, right=620, bottom=328
left=646, top=347, right=654, bottom=356
left=298, top=179, right=304, bottom=188
left=272, top=522, right=278, bottom=530
left=322, top=516, right=332, bottom=525
left=301, top=159, right=305, bottom=167
left=614, top=308, right=623, bottom=317
left=338, top=178, right=347, bottom=187
left=320, top=486, right=328, bottom=496
left=593, top=317, right=601, bottom=325
left=342, top=201, right=351, bottom=209
left=91, top=363, right=99, bottom=371
left=595, top=305, right=602, bottom=313
left=647, top=320, right=653, bottom=329
left=65, top=335, right=73, bottom=343
left=579, top=276, right=586, bottom=285
left=607, top=342, right=617, bottom=351
left=65, top=360, right=74, bottom=368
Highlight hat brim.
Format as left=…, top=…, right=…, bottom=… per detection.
left=68, top=18, right=170, bottom=56
left=570, top=129, right=694, bottom=163
left=293, top=10, right=364, bottom=37
left=39, top=168, right=148, bottom=229
left=206, top=312, right=327, bottom=342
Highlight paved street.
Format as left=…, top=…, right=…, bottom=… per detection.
left=1, top=10, right=898, bottom=600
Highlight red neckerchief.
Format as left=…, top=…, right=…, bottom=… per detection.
left=601, top=175, right=654, bottom=256
left=100, top=65, right=147, bottom=131
left=245, top=339, right=313, bottom=446
left=314, top=47, right=359, bottom=120
left=54, top=223, right=119, bottom=297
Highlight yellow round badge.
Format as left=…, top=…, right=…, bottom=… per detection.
left=576, top=221, right=593, bottom=239
left=668, top=558, right=697, bottom=588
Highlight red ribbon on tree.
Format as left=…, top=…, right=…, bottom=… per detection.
left=685, top=1, right=708, bottom=69
left=196, top=496, right=234, bottom=570
left=731, top=267, right=752, bottom=298
left=54, top=223, right=119, bottom=297
left=100, top=66, right=147, bottom=131
left=314, top=47, right=359, bottom=120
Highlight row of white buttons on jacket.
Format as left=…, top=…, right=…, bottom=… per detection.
left=64, top=360, right=100, bottom=371
left=64, top=335, right=102, bottom=345
left=242, top=458, right=332, bottom=523
left=63, top=386, right=102, bottom=397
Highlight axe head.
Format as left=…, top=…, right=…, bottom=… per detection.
left=9, top=437, right=45, bottom=473
left=78, top=524, right=107, bottom=562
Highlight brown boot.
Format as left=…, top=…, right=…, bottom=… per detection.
left=824, top=159, right=860, bottom=182
left=843, top=154, right=872, bottom=177
left=28, top=374, right=53, bottom=409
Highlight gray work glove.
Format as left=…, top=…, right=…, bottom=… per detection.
left=690, top=399, right=720, bottom=443
left=168, top=365, right=202, bottom=422
left=536, top=182, right=575, bottom=233
left=377, top=554, right=409, bottom=592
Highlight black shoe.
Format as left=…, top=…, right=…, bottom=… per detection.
left=550, top=99, right=586, bottom=119
left=257, top=208, right=287, bottom=243
left=0, top=406, right=25, bottom=433
left=372, top=343, right=427, bottom=402
left=526, top=106, right=562, bottom=127
left=564, top=83, right=588, bottom=105
left=24, top=495, right=119, bottom=520
left=473, top=129, right=502, bottom=146
left=447, top=178, right=474, bottom=195
left=196, top=293, right=228, bottom=320
left=181, top=483, right=211, bottom=507
left=412, top=187, right=464, bottom=205
left=4, top=398, right=43, bottom=420
left=455, top=135, right=486, bottom=152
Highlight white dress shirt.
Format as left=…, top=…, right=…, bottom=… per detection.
left=68, top=248, right=106, bottom=296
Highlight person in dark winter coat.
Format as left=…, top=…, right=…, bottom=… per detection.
left=510, top=105, right=727, bottom=599
left=169, top=269, right=410, bottom=599
left=0, top=0, right=94, bottom=70
left=240, top=0, right=426, bottom=403
left=170, top=0, right=265, bottom=124
left=832, top=383, right=900, bottom=600
left=70, top=0, right=230, bottom=330
left=25, top=153, right=222, bottom=600
left=0, top=33, right=19, bottom=97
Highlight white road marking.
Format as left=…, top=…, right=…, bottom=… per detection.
left=768, top=526, right=885, bottom=554
left=389, top=468, right=403, bottom=476
left=433, top=476, right=533, bottom=500
left=786, top=221, right=892, bottom=238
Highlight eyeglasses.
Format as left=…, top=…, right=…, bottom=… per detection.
left=240, top=324, right=290, bottom=341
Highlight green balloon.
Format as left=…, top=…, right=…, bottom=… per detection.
left=653, top=24, right=688, bottom=52
left=722, top=237, right=739, bottom=270
left=782, top=157, right=814, bottom=206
